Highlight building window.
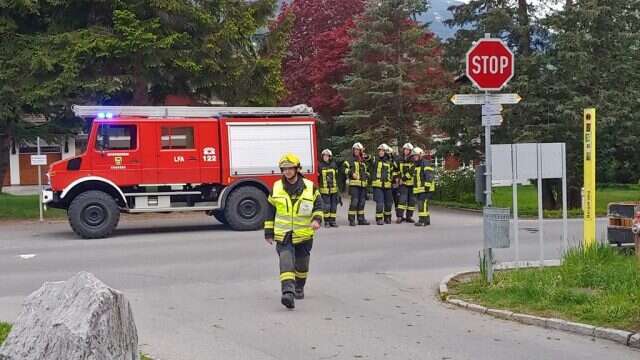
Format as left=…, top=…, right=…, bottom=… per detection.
left=96, top=125, right=137, bottom=150
left=161, top=127, right=194, bottom=149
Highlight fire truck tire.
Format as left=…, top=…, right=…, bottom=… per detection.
left=68, top=190, right=120, bottom=239
left=212, top=209, right=228, bottom=225
left=224, top=186, right=268, bottom=231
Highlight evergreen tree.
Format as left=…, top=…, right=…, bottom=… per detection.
left=339, top=0, right=450, bottom=152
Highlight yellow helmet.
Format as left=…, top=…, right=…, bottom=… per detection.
left=279, top=153, right=301, bottom=168
left=411, top=147, right=424, bottom=156
left=321, top=149, right=333, bottom=157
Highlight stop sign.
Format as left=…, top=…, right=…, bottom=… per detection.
left=466, top=38, right=514, bottom=91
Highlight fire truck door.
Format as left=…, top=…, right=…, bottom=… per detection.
left=92, top=123, right=142, bottom=186
left=198, top=122, right=221, bottom=184
left=157, top=124, right=201, bottom=184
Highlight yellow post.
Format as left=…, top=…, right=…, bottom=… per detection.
left=583, top=108, right=596, bottom=247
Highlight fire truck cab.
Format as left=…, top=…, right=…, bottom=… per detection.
left=43, top=105, right=318, bottom=238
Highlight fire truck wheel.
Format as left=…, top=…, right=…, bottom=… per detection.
left=68, top=190, right=120, bottom=239
left=224, top=186, right=268, bottom=231
left=212, top=209, right=228, bottom=225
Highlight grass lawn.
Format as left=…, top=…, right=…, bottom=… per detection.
left=0, top=193, right=65, bottom=220
left=434, top=184, right=640, bottom=218
left=0, top=321, right=153, bottom=359
left=449, top=245, right=640, bottom=332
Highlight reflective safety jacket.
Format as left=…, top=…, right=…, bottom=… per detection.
left=397, top=156, right=415, bottom=186
left=343, top=156, right=369, bottom=187
left=370, top=156, right=393, bottom=188
left=264, top=177, right=323, bottom=244
left=318, top=160, right=339, bottom=194
left=413, top=160, right=435, bottom=194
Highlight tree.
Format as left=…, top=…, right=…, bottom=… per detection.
left=275, top=0, right=364, bottom=151
left=338, top=0, right=451, bottom=151
left=0, top=0, right=285, bottom=190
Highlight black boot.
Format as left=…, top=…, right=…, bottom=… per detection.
left=384, top=215, right=392, bottom=224
left=376, top=219, right=384, bottom=225
left=330, top=221, right=339, bottom=228
left=294, top=288, right=305, bottom=300
left=414, top=221, right=425, bottom=227
left=324, top=221, right=331, bottom=228
left=425, top=216, right=431, bottom=226
left=281, top=292, right=295, bottom=309
left=405, top=211, right=415, bottom=223
left=349, top=219, right=356, bottom=226
left=358, top=216, right=370, bottom=225
left=396, top=217, right=404, bottom=224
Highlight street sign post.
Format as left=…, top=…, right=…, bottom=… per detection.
left=36, top=137, right=44, bottom=222
left=450, top=33, right=520, bottom=283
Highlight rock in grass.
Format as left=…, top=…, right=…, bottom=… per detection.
left=0, top=272, right=138, bottom=360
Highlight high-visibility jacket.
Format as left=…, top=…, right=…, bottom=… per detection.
left=371, top=157, right=393, bottom=189
left=267, top=178, right=323, bottom=244
left=413, top=161, right=435, bottom=194
left=343, top=157, right=369, bottom=187
left=397, top=157, right=415, bottom=186
left=318, top=161, right=339, bottom=194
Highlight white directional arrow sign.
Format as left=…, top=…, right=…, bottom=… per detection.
left=450, top=93, right=522, bottom=105
left=482, top=104, right=503, bottom=116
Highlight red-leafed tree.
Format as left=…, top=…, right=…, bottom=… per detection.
left=275, top=0, right=364, bottom=120
left=338, top=0, right=451, bottom=149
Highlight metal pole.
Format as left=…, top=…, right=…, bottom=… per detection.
left=537, top=144, right=544, bottom=268
left=37, top=137, right=43, bottom=222
left=512, top=144, right=519, bottom=267
left=482, top=32, right=494, bottom=282
left=561, top=143, right=568, bottom=254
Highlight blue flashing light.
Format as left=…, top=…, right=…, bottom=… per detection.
left=97, top=112, right=106, bottom=119
left=105, top=112, right=113, bottom=119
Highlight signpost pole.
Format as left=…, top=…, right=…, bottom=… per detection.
left=37, top=136, right=43, bottom=222
left=537, top=144, right=544, bottom=268
left=561, top=143, right=568, bottom=253
left=512, top=144, right=519, bottom=267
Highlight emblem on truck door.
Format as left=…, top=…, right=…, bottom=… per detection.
left=203, top=147, right=217, bottom=162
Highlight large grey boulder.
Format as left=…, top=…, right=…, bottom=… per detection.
left=0, top=272, right=139, bottom=360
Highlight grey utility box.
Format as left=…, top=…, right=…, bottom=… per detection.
left=483, top=207, right=511, bottom=248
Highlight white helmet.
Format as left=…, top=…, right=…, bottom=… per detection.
left=377, top=143, right=389, bottom=151
left=411, top=147, right=424, bottom=156
left=402, top=143, right=414, bottom=151
left=352, top=142, right=364, bottom=151
left=321, top=149, right=333, bottom=157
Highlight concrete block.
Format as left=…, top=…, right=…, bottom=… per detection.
left=486, top=308, right=514, bottom=320
left=545, top=318, right=568, bottom=331
left=466, top=303, right=487, bottom=314
left=446, top=298, right=468, bottom=308
left=628, top=333, right=640, bottom=349
left=594, top=327, right=633, bottom=345
left=560, top=321, right=596, bottom=337
left=511, top=313, right=547, bottom=327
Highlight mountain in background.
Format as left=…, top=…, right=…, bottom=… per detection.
left=275, top=0, right=462, bottom=39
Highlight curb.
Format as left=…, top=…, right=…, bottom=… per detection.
left=439, top=261, right=640, bottom=350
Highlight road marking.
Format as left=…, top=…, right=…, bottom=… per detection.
left=18, top=254, right=37, bottom=259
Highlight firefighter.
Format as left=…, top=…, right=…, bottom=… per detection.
left=371, top=144, right=394, bottom=225
left=396, top=143, right=416, bottom=223
left=264, top=153, right=323, bottom=309
left=318, top=149, right=340, bottom=228
left=412, top=147, right=436, bottom=227
left=343, top=142, right=370, bottom=226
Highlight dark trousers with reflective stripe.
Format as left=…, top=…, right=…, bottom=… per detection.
left=276, top=232, right=312, bottom=294
left=321, top=193, right=339, bottom=224
left=415, top=192, right=430, bottom=224
left=397, top=185, right=416, bottom=219
left=348, top=186, right=367, bottom=221
left=373, top=187, right=393, bottom=220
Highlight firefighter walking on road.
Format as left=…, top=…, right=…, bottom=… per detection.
left=371, top=144, right=394, bottom=225
left=412, top=147, right=436, bottom=227
left=319, top=149, right=340, bottom=228
left=264, top=153, right=323, bottom=309
left=343, top=143, right=370, bottom=226
left=396, top=143, right=416, bottom=223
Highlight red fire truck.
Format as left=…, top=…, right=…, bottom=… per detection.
left=42, top=105, right=319, bottom=238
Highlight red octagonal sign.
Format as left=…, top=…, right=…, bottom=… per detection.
left=466, top=38, right=515, bottom=91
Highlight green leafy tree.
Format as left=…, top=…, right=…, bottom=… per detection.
left=339, top=0, right=451, bottom=152
left=0, top=0, right=286, bottom=189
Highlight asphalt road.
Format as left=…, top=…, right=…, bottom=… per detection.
left=0, top=203, right=636, bottom=360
